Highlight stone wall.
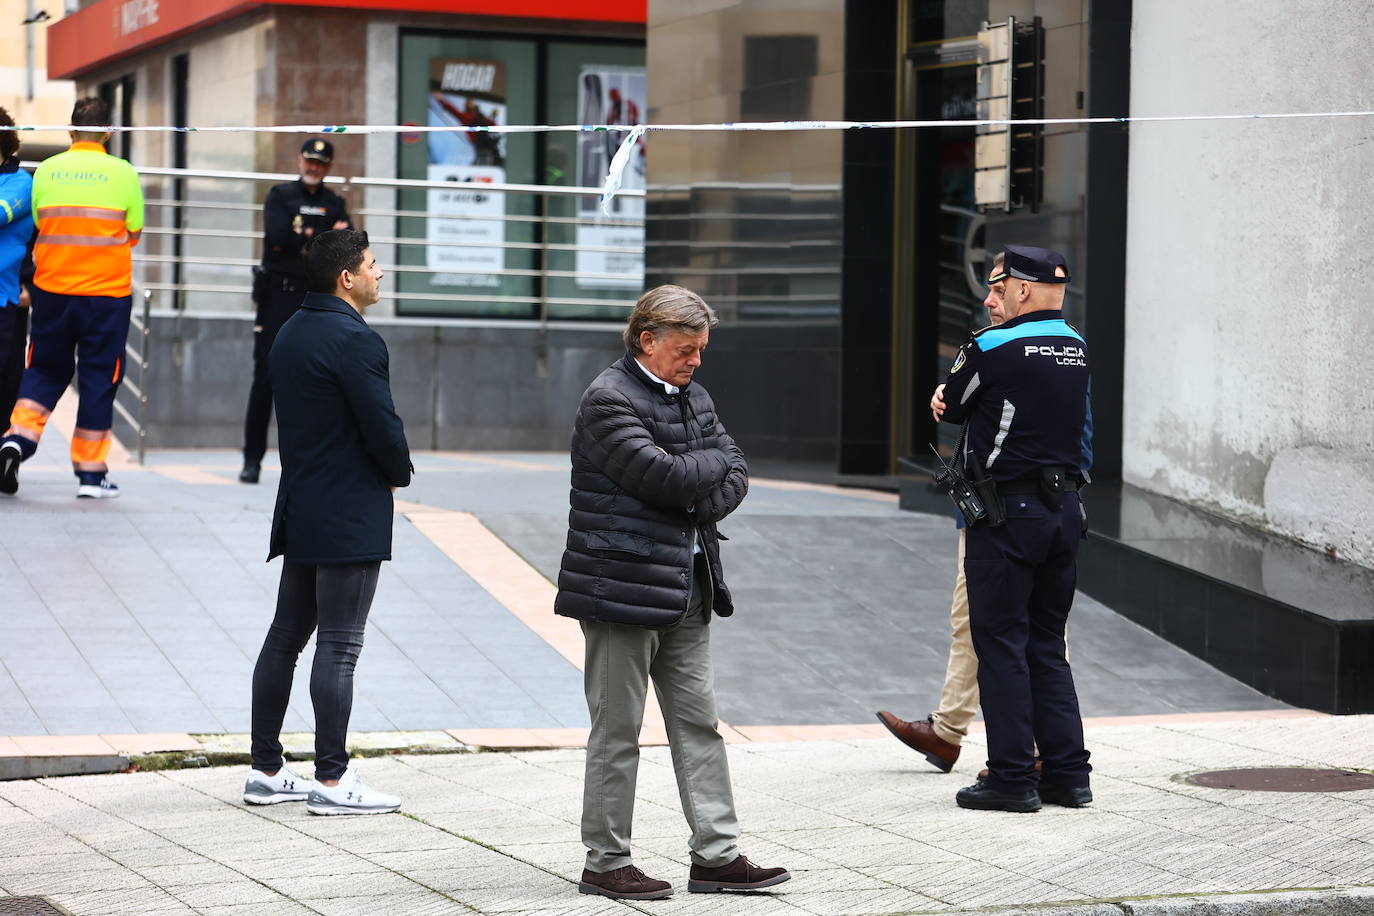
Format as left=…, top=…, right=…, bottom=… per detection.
left=1124, top=0, right=1374, bottom=567
left=118, top=314, right=626, bottom=453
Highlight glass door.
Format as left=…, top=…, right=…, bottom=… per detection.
left=892, top=1, right=988, bottom=468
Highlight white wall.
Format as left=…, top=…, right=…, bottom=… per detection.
left=1124, top=0, right=1374, bottom=566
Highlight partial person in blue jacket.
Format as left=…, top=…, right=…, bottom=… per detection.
left=244, top=229, right=412, bottom=817
left=0, top=107, right=34, bottom=490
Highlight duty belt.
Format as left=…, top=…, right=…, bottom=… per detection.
left=1000, top=477, right=1080, bottom=495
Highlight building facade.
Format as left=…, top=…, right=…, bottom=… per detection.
left=48, top=0, right=645, bottom=318
left=644, top=0, right=1129, bottom=479
left=42, top=0, right=1374, bottom=570
left=1124, top=0, right=1373, bottom=567
left=643, top=0, right=1372, bottom=570
left=0, top=0, right=76, bottom=161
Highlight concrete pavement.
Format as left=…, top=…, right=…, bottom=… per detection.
left=1, top=714, right=1372, bottom=915
left=5, top=427, right=1368, bottom=914
left=0, top=442, right=1282, bottom=740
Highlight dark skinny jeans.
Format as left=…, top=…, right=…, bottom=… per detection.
left=251, top=560, right=380, bottom=781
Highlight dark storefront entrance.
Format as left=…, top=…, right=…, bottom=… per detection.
left=839, top=0, right=1129, bottom=482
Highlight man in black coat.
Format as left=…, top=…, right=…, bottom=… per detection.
left=239, top=138, right=352, bottom=484
left=555, top=285, right=789, bottom=900
left=244, top=229, right=412, bottom=817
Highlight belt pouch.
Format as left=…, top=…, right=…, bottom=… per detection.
left=1038, top=466, right=1067, bottom=512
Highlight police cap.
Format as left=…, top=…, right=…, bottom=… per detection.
left=300, top=138, right=334, bottom=163
left=993, top=245, right=1070, bottom=284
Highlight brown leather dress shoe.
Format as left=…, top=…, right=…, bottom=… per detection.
left=688, top=855, right=791, bottom=893
left=579, top=865, right=673, bottom=899
left=875, top=711, right=960, bottom=772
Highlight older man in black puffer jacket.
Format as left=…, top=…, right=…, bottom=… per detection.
left=555, top=285, right=789, bottom=901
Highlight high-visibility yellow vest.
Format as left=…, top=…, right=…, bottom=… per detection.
left=32, top=141, right=145, bottom=297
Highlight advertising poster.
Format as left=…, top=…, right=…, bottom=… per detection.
left=575, top=67, right=646, bottom=289
left=426, top=59, right=508, bottom=287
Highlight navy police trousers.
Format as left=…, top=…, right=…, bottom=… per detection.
left=964, top=490, right=1091, bottom=794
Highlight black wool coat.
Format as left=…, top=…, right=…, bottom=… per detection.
left=267, top=292, right=411, bottom=564
left=555, top=353, right=749, bottom=627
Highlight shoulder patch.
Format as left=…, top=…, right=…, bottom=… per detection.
left=951, top=349, right=967, bottom=373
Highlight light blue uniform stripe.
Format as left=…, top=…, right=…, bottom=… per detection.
left=976, top=319, right=1085, bottom=351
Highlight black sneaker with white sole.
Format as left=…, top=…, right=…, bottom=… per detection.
left=76, top=476, right=120, bottom=499
left=0, top=442, right=20, bottom=495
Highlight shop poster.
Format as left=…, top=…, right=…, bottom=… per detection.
left=427, top=58, right=507, bottom=287
left=575, top=66, right=645, bottom=289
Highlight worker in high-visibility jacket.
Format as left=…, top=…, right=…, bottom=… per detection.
left=0, top=98, right=144, bottom=499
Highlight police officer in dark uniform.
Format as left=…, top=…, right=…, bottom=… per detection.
left=935, top=245, right=1092, bottom=813
left=240, top=138, right=352, bottom=483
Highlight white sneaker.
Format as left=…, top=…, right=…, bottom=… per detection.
left=77, top=476, right=120, bottom=499
left=306, top=766, right=400, bottom=816
left=243, top=764, right=315, bottom=805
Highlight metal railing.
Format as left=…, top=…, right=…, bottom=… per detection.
left=121, top=164, right=646, bottom=322
left=112, top=286, right=151, bottom=465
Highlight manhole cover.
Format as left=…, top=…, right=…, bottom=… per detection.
left=1183, top=767, right=1374, bottom=792
left=0, top=898, right=72, bottom=915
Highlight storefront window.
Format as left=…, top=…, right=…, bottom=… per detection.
left=395, top=30, right=643, bottom=319
left=543, top=41, right=645, bottom=320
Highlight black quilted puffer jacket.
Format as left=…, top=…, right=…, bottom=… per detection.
left=554, top=353, right=748, bottom=627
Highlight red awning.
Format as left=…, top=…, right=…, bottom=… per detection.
left=49, top=0, right=646, bottom=80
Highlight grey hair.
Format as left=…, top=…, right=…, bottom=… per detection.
left=623, top=284, right=718, bottom=353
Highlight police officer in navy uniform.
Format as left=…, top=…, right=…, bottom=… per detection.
left=240, top=138, right=352, bottom=483
left=934, top=245, right=1093, bottom=813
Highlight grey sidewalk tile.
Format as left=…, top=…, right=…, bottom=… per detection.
left=46, top=889, right=196, bottom=916
left=104, top=845, right=216, bottom=870
left=0, top=705, right=45, bottom=734
left=265, top=869, right=422, bottom=900
left=34, top=706, right=140, bottom=735
left=378, top=706, right=475, bottom=732
left=347, top=708, right=400, bottom=733
left=792, top=887, right=945, bottom=915
left=133, top=861, right=256, bottom=887
left=161, top=880, right=299, bottom=909
left=196, top=901, right=319, bottom=915
left=298, top=893, right=473, bottom=916
left=121, top=705, right=225, bottom=734
left=4, top=867, right=158, bottom=896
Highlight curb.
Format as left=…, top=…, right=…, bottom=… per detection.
left=0, top=753, right=131, bottom=781
left=938, top=887, right=1374, bottom=916
left=0, top=731, right=476, bottom=781
left=0, top=712, right=1347, bottom=781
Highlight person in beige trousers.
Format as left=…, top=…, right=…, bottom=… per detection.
left=878, top=251, right=1090, bottom=773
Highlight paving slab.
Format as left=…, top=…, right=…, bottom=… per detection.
left=0, top=715, right=1371, bottom=914
left=1, top=447, right=1288, bottom=744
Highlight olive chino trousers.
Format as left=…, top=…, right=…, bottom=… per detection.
left=580, top=556, right=740, bottom=873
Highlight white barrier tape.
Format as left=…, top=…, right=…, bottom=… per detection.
left=8, top=109, right=1374, bottom=135
left=11, top=109, right=1374, bottom=209
left=599, top=124, right=646, bottom=216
